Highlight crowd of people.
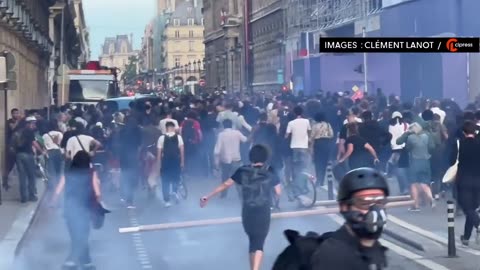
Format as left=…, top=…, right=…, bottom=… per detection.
left=4, top=88, right=480, bottom=269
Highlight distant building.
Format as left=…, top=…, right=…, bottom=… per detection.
left=73, top=0, right=91, bottom=66
left=162, top=0, right=204, bottom=91
left=99, top=35, right=137, bottom=72
left=139, top=21, right=155, bottom=72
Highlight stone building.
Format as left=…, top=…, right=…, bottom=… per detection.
left=139, top=21, right=155, bottom=72
left=249, top=0, right=286, bottom=92
left=162, top=0, right=204, bottom=90
left=0, top=0, right=82, bottom=173
left=99, top=35, right=137, bottom=72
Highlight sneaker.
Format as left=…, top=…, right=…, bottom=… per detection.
left=408, top=207, right=420, bottom=212
left=475, top=228, right=480, bottom=245
left=434, top=194, right=440, bottom=200
left=126, top=205, right=136, bottom=209
left=164, top=202, right=172, bottom=208
left=62, top=261, right=77, bottom=269
left=82, top=263, right=96, bottom=270
left=461, top=235, right=469, bottom=246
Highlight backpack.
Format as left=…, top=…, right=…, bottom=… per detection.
left=162, top=135, right=180, bottom=161
left=241, top=165, right=273, bottom=208
left=182, top=119, right=198, bottom=144
left=272, top=230, right=333, bottom=270
left=11, top=130, right=24, bottom=151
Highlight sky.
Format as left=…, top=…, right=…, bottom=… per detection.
left=83, top=0, right=156, bottom=59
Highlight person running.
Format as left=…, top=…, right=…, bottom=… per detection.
left=157, top=121, right=185, bottom=207
left=200, top=144, right=282, bottom=270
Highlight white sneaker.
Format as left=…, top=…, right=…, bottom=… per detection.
left=127, top=205, right=136, bottom=209
left=164, top=202, right=172, bottom=208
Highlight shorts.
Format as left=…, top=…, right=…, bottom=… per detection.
left=408, top=158, right=431, bottom=184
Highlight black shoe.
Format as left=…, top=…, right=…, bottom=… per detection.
left=20, top=199, right=27, bottom=203
left=29, top=195, right=38, bottom=202
left=460, top=235, right=469, bottom=246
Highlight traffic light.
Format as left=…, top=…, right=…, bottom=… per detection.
left=0, top=51, right=16, bottom=90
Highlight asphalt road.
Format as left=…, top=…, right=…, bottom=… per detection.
left=13, top=176, right=461, bottom=270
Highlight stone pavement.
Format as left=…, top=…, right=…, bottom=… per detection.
left=0, top=167, right=46, bottom=270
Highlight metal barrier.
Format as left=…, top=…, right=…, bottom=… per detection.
left=447, top=200, right=456, bottom=257
left=313, top=195, right=411, bottom=207
left=119, top=199, right=414, bottom=234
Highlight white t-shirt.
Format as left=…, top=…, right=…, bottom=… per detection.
left=159, top=118, right=179, bottom=134
left=66, top=134, right=95, bottom=159
left=42, top=131, right=63, bottom=150
left=286, top=118, right=311, bottom=149
left=157, top=132, right=184, bottom=149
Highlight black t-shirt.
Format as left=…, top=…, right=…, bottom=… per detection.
left=231, top=165, right=281, bottom=208
left=345, top=135, right=373, bottom=169
left=16, top=129, right=36, bottom=154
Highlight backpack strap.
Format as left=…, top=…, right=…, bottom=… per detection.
left=75, top=136, right=87, bottom=152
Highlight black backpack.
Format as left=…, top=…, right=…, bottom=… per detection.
left=162, top=135, right=180, bottom=160
left=241, top=165, right=273, bottom=208
left=272, top=230, right=333, bottom=270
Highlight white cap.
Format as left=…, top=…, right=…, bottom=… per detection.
left=26, top=116, right=36, bottom=122
left=391, top=111, right=403, bottom=119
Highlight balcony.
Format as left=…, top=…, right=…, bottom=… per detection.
left=287, top=0, right=382, bottom=33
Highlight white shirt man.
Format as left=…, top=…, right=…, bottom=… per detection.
left=159, top=117, right=179, bottom=134
left=43, top=131, right=63, bottom=151
left=65, top=134, right=100, bottom=160
left=214, top=125, right=247, bottom=164
left=286, top=116, right=311, bottom=149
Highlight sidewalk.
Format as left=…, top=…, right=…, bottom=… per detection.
left=0, top=169, right=46, bottom=269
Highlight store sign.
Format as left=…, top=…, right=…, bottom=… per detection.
left=382, top=0, right=415, bottom=8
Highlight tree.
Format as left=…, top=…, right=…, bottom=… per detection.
left=122, top=56, right=138, bottom=84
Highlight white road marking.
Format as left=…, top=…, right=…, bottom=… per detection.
left=328, top=214, right=450, bottom=270
left=388, top=215, right=480, bottom=256
left=127, top=211, right=154, bottom=269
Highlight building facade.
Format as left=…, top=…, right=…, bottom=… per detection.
left=99, top=35, right=137, bottom=72
left=73, top=0, right=90, bottom=67
left=0, top=0, right=81, bottom=172
left=286, top=0, right=480, bottom=106
left=203, top=0, right=245, bottom=92
left=139, top=21, right=155, bottom=72
left=162, top=0, right=204, bottom=90
left=249, top=0, right=286, bottom=92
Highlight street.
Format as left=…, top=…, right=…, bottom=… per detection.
left=13, top=175, right=480, bottom=270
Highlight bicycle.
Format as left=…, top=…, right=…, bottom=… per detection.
left=274, top=172, right=317, bottom=209
left=176, top=174, right=188, bottom=200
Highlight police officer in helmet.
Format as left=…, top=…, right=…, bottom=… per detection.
left=273, top=167, right=389, bottom=270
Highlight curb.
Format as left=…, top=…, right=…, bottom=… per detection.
left=0, top=183, right=48, bottom=269
left=14, top=187, right=49, bottom=257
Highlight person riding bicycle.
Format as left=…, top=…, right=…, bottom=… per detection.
left=273, top=167, right=389, bottom=270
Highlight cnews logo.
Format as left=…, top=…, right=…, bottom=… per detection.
left=446, top=38, right=458, bottom=52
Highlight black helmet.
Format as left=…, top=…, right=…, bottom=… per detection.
left=337, top=167, right=389, bottom=202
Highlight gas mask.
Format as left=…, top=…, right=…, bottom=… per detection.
left=342, top=205, right=387, bottom=240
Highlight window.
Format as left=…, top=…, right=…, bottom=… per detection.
left=187, top=18, right=194, bottom=25
left=173, top=19, right=180, bottom=26
left=175, top=30, right=180, bottom=38
left=189, top=30, right=194, bottom=38
left=174, top=57, right=181, bottom=67
left=189, top=41, right=194, bottom=52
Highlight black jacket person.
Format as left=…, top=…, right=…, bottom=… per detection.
left=273, top=168, right=389, bottom=270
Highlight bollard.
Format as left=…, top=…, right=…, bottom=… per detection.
left=447, top=200, right=456, bottom=257
left=326, top=162, right=334, bottom=200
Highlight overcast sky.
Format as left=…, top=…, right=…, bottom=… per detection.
left=83, top=0, right=156, bottom=59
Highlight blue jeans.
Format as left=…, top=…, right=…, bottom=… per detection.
left=291, top=148, right=310, bottom=197
left=16, top=153, right=37, bottom=201
left=46, top=149, right=64, bottom=191
left=121, top=167, right=138, bottom=205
